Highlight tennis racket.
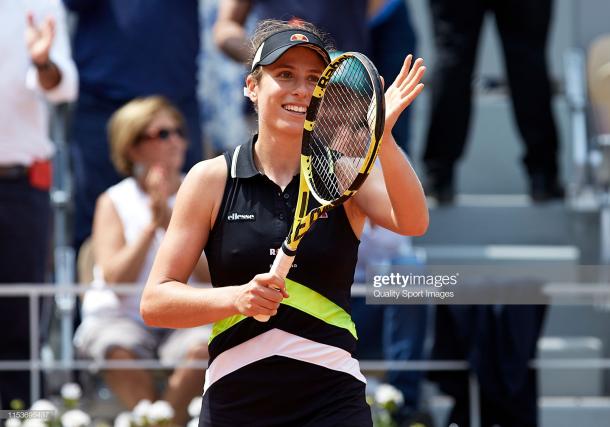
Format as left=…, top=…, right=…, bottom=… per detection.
left=255, top=52, right=385, bottom=321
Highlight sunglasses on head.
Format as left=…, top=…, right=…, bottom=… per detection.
left=138, top=127, right=185, bottom=143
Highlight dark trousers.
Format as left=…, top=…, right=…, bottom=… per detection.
left=0, top=177, right=51, bottom=408
left=424, top=0, right=559, bottom=183
left=70, top=93, right=203, bottom=249
left=442, top=369, right=538, bottom=427
left=430, top=305, right=545, bottom=427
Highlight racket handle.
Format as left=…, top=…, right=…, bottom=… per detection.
left=253, top=247, right=295, bottom=322
left=269, top=246, right=295, bottom=279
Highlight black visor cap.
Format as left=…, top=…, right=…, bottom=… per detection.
left=251, top=29, right=331, bottom=71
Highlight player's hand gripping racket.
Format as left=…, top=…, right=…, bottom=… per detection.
left=255, top=52, right=385, bottom=321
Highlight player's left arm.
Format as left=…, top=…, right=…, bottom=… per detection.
left=352, top=55, right=428, bottom=236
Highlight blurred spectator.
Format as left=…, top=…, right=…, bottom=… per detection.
left=73, top=97, right=210, bottom=425
left=423, top=0, right=563, bottom=204
left=352, top=221, right=428, bottom=425
left=369, top=0, right=417, bottom=153
left=430, top=305, right=545, bottom=427
left=588, top=35, right=610, bottom=135
left=0, top=0, right=77, bottom=408
left=199, top=0, right=252, bottom=155
left=62, top=0, right=203, bottom=250
left=213, top=0, right=369, bottom=63
left=359, top=4, right=426, bottom=423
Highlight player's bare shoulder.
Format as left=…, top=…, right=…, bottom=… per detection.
left=178, top=155, right=228, bottom=229
left=187, top=155, right=228, bottom=193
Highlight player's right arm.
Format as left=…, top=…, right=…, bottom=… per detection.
left=213, top=0, right=252, bottom=63
left=141, top=157, right=287, bottom=328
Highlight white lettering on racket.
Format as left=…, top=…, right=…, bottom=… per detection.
left=268, top=262, right=298, bottom=269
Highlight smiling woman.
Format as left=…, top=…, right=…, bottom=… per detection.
left=246, top=46, right=327, bottom=140
left=140, top=19, right=428, bottom=427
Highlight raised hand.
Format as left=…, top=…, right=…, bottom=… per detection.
left=25, top=12, right=55, bottom=66
left=383, top=55, right=426, bottom=133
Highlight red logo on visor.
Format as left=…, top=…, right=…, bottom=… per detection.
left=290, top=33, right=309, bottom=42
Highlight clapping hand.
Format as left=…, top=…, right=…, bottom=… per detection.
left=146, top=165, right=172, bottom=230
left=25, top=12, right=55, bottom=67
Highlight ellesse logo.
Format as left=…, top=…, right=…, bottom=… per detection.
left=290, top=33, right=309, bottom=42
left=227, top=212, right=256, bottom=221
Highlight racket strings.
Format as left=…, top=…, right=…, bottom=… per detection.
left=309, top=58, right=376, bottom=202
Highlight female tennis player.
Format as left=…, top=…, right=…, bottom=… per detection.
left=141, top=19, right=428, bottom=427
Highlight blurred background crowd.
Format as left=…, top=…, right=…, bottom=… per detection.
left=2, top=0, right=610, bottom=426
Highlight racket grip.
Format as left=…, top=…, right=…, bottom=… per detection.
left=253, top=247, right=295, bottom=322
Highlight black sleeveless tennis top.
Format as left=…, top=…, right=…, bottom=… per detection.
left=200, top=136, right=372, bottom=427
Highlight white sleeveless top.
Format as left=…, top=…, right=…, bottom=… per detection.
left=107, top=177, right=175, bottom=283
left=81, top=177, right=177, bottom=320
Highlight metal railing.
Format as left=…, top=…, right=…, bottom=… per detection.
left=2, top=284, right=610, bottom=427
